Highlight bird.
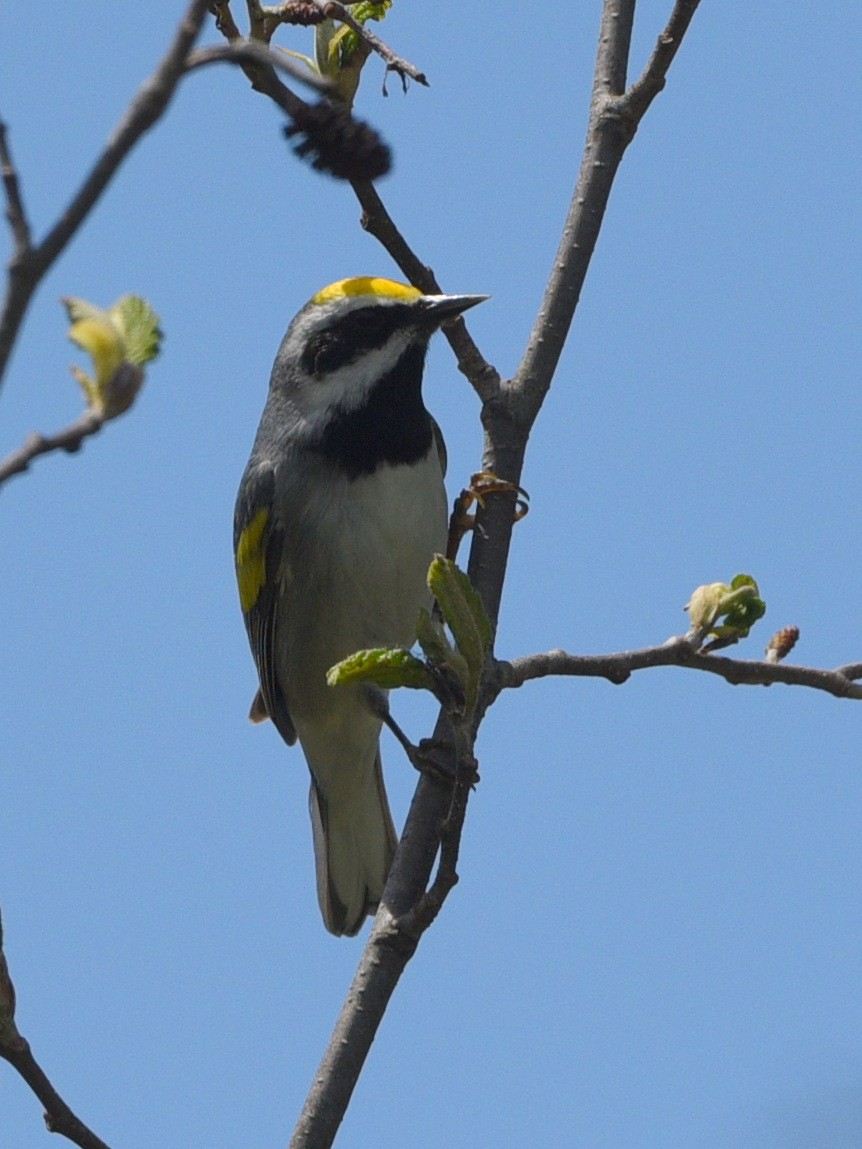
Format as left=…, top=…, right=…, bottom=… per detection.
left=234, top=276, right=488, bottom=936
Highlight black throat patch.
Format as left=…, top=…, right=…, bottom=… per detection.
left=312, top=342, right=434, bottom=479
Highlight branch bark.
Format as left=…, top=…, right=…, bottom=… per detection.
left=0, top=410, right=104, bottom=488
left=493, top=641, right=862, bottom=701
left=0, top=0, right=212, bottom=393
left=0, top=1040, right=114, bottom=1149
left=0, top=911, right=113, bottom=1149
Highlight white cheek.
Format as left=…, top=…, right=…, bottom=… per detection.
left=300, top=335, right=413, bottom=433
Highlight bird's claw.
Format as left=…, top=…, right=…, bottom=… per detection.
left=447, top=471, right=529, bottom=559
left=408, top=739, right=480, bottom=789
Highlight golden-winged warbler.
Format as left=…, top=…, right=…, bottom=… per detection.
left=234, top=277, right=487, bottom=935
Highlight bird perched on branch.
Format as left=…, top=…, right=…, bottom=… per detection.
left=234, top=277, right=487, bottom=935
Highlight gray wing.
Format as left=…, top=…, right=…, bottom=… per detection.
left=233, top=461, right=296, bottom=746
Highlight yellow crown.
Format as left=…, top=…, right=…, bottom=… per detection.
left=311, top=277, right=423, bottom=306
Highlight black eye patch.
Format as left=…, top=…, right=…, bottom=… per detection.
left=301, top=304, right=414, bottom=376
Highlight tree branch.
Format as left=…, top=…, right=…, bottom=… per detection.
left=0, top=911, right=113, bottom=1149
left=0, top=0, right=211, bottom=393
left=466, top=0, right=701, bottom=639
left=349, top=178, right=501, bottom=402
left=622, top=0, right=702, bottom=121
left=513, top=0, right=701, bottom=431
left=0, top=410, right=105, bottom=488
left=184, top=38, right=332, bottom=91
left=493, top=640, right=862, bottom=701
left=0, top=122, right=31, bottom=255
left=313, top=1, right=429, bottom=88
left=1, top=1041, right=113, bottom=1149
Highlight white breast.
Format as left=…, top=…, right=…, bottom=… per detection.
left=278, top=450, right=448, bottom=720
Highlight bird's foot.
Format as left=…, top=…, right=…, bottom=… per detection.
left=408, top=739, right=480, bottom=789
left=447, top=471, right=529, bottom=560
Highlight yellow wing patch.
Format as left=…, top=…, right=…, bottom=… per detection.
left=312, top=277, right=423, bottom=306
left=235, top=507, right=269, bottom=613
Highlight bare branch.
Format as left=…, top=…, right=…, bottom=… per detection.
left=290, top=764, right=458, bottom=1149
left=0, top=0, right=211, bottom=393
left=184, top=39, right=332, bottom=91
left=349, top=179, right=501, bottom=401
left=0, top=410, right=104, bottom=489
left=206, top=19, right=393, bottom=180
left=1, top=1041, right=113, bottom=1149
left=621, top=0, right=702, bottom=121
left=314, top=1, right=429, bottom=88
left=0, top=121, right=31, bottom=255
left=0, top=911, right=113, bottom=1149
left=395, top=750, right=476, bottom=936
left=263, top=3, right=328, bottom=37
left=512, top=0, right=702, bottom=430
left=209, top=0, right=245, bottom=41
left=494, top=640, right=862, bottom=701
left=465, top=0, right=702, bottom=645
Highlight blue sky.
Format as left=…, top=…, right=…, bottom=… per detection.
left=2, top=3, right=862, bottom=1147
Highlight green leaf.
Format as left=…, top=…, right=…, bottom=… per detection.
left=415, top=606, right=454, bottom=665
left=314, top=1, right=392, bottom=105
left=110, top=295, right=163, bottom=366
left=427, top=556, right=492, bottom=709
left=63, top=297, right=111, bottom=327
left=63, top=294, right=161, bottom=419
left=684, top=581, right=730, bottom=633
left=720, top=574, right=766, bottom=638
left=685, top=573, right=766, bottom=643
left=327, top=647, right=434, bottom=691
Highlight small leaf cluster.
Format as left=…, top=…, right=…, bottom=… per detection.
left=63, top=295, right=162, bottom=420
left=685, top=574, right=766, bottom=651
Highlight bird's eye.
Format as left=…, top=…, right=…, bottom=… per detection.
left=302, top=332, right=341, bottom=377
left=301, top=306, right=404, bottom=377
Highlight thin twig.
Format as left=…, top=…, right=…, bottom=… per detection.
left=0, top=910, right=112, bottom=1149
left=209, top=0, right=244, bottom=41
left=395, top=747, right=475, bottom=937
left=0, top=121, right=31, bottom=254
left=184, top=39, right=332, bottom=92
left=314, top=0, right=428, bottom=87
left=1, top=1041, right=113, bottom=1149
left=0, top=0, right=211, bottom=393
left=0, top=410, right=104, bottom=488
left=468, top=0, right=703, bottom=638
left=349, top=178, right=501, bottom=401
left=206, top=15, right=394, bottom=181
left=621, top=0, right=702, bottom=120
left=494, top=640, right=862, bottom=701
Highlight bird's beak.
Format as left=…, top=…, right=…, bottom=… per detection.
left=419, top=293, right=490, bottom=325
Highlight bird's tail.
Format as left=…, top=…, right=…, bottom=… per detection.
left=308, top=749, right=398, bottom=936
